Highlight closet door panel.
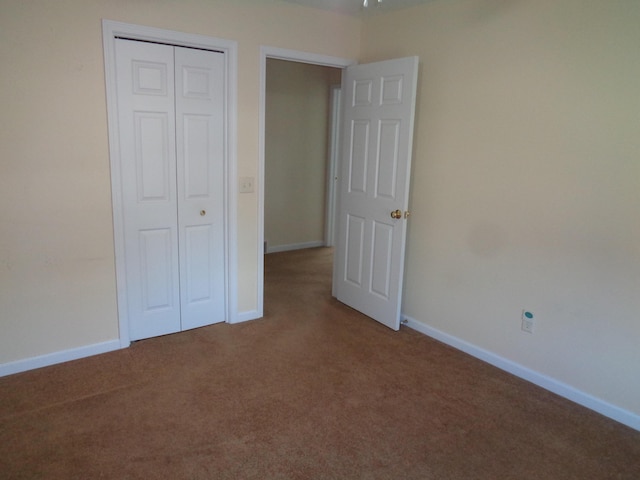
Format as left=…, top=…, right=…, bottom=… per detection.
left=115, top=39, right=181, bottom=340
left=175, top=47, right=226, bottom=330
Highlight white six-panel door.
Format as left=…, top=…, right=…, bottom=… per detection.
left=333, top=57, right=418, bottom=331
left=115, top=39, right=225, bottom=341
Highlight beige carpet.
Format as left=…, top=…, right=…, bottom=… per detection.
left=1, top=247, right=639, bottom=479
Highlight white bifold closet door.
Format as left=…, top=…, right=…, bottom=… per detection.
left=115, top=38, right=225, bottom=341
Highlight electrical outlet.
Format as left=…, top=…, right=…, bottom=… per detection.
left=239, top=176, right=255, bottom=194
left=521, top=310, right=534, bottom=334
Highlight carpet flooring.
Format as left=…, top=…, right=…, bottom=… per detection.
left=1, top=247, right=639, bottom=479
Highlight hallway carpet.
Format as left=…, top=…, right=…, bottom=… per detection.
left=1, top=247, right=639, bottom=479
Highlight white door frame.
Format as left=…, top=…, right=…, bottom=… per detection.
left=258, top=46, right=355, bottom=317
left=325, top=84, right=342, bottom=247
left=103, top=20, right=238, bottom=347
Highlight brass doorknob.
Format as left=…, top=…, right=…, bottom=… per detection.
left=390, top=209, right=402, bottom=219
left=200, top=210, right=206, bottom=216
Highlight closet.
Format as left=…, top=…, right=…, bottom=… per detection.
left=115, top=38, right=226, bottom=340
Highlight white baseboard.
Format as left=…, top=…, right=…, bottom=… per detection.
left=1, top=311, right=264, bottom=377
left=232, top=309, right=262, bottom=324
left=266, top=241, right=324, bottom=254
left=0, top=339, right=122, bottom=378
left=402, top=315, right=640, bottom=432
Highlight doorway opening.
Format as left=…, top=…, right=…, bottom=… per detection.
left=264, top=59, right=342, bottom=254
left=257, top=47, right=354, bottom=317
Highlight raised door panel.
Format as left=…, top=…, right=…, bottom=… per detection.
left=184, top=224, right=213, bottom=303
left=134, top=112, right=171, bottom=202
left=348, top=120, right=370, bottom=195
left=370, top=221, right=393, bottom=300
left=183, top=115, right=212, bottom=199
left=139, top=228, right=175, bottom=312
left=345, top=214, right=366, bottom=287
left=375, top=120, right=400, bottom=201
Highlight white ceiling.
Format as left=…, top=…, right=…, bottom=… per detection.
left=282, top=0, right=432, bottom=16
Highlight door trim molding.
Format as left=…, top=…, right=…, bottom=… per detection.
left=324, top=85, right=342, bottom=247
left=102, top=20, right=238, bottom=346
left=258, top=46, right=355, bottom=317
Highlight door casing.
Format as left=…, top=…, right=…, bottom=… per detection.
left=103, top=20, right=239, bottom=347
left=325, top=84, right=342, bottom=248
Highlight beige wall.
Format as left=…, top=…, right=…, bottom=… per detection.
left=0, top=0, right=360, bottom=364
left=265, top=59, right=340, bottom=251
left=361, top=0, right=640, bottom=415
